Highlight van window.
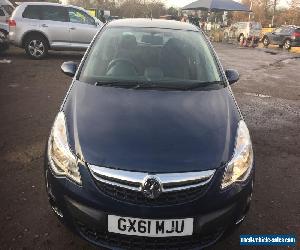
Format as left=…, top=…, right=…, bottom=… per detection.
left=22, top=5, right=41, bottom=19
left=41, top=6, right=68, bottom=22
left=238, top=23, right=247, bottom=29
left=250, top=22, right=262, bottom=30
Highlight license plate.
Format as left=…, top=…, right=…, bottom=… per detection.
left=108, top=215, right=193, bottom=237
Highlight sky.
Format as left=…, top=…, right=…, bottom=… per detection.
left=165, top=0, right=289, bottom=8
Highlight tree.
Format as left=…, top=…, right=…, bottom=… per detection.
left=232, top=0, right=275, bottom=26
left=287, top=0, right=300, bottom=25
left=166, top=7, right=178, bottom=16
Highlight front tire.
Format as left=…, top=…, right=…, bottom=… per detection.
left=283, top=39, right=291, bottom=50
left=262, top=36, right=270, bottom=47
left=238, top=34, right=244, bottom=43
left=238, top=34, right=245, bottom=47
left=25, top=34, right=49, bottom=59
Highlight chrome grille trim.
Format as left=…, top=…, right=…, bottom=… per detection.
left=89, top=165, right=215, bottom=193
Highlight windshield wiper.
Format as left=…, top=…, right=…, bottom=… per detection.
left=183, top=81, right=224, bottom=90
left=95, top=81, right=187, bottom=90
left=95, top=80, right=140, bottom=88
left=134, top=83, right=188, bottom=90
left=135, top=81, right=224, bottom=90
left=94, top=80, right=224, bottom=91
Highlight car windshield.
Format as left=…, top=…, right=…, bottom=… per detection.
left=79, top=26, right=223, bottom=89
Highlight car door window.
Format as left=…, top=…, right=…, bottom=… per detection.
left=41, top=6, right=68, bottom=22
left=68, top=8, right=95, bottom=25
left=280, top=27, right=288, bottom=34
left=286, top=27, right=294, bottom=35
left=22, top=5, right=42, bottom=19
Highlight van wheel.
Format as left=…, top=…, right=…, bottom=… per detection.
left=25, top=34, right=49, bottom=59
left=262, top=36, right=269, bottom=47
left=238, top=34, right=245, bottom=44
left=283, top=39, right=291, bottom=50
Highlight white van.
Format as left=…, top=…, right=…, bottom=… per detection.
left=223, top=22, right=262, bottom=43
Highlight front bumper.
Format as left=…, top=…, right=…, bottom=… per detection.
left=291, top=40, right=300, bottom=47
left=45, top=158, right=254, bottom=250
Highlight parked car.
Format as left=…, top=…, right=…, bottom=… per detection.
left=9, top=2, right=103, bottom=59
left=223, top=21, right=262, bottom=43
left=262, top=25, right=300, bottom=50
left=0, top=0, right=13, bottom=52
left=0, top=0, right=14, bottom=25
left=0, top=0, right=14, bottom=38
left=45, top=19, right=255, bottom=249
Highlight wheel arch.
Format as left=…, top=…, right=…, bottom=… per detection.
left=21, top=30, right=50, bottom=49
left=283, top=38, right=292, bottom=49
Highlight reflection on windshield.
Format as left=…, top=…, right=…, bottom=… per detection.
left=79, top=27, right=222, bottom=89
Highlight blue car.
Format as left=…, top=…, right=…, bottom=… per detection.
left=45, top=19, right=254, bottom=249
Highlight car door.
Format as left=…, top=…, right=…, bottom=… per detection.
left=39, top=5, right=71, bottom=48
left=277, top=27, right=291, bottom=45
left=67, top=7, right=99, bottom=49
left=270, top=27, right=283, bottom=45
left=282, top=27, right=294, bottom=42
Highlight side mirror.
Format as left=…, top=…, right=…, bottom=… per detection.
left=225, top=69, right=239, bottom=85
left=61, top=61, right=78, bottom=77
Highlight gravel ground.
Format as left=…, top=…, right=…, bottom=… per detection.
left=0, top=44, right=299, bottom=250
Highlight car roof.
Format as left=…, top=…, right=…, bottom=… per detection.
left=106, top=18, right=199, bottom=31
left=280, top=25, right=299, bottom=28
left=18, top=2, right=91, bottom=14
left=19, top=2, right=85, bottom=9
left=19, top=2, right=62, bottom=6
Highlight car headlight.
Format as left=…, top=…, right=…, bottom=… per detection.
left=221, top=120, right=253, bottom=189
left=48, top=112, right=81, bottom=185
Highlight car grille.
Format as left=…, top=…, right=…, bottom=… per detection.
left=94, top=180, right=208, bottom=205
left=88, top=165, right=215, bottom=206
left=76, top=221, right=224, bottom=250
